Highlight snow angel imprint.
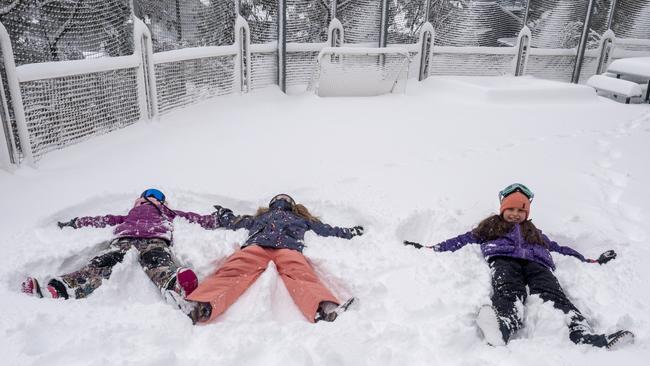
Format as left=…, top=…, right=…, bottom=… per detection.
left=404, top=183, right=633, bottom=350
left=22, top=188, right=218, bottom=310
left=182, top=194, right=363, bottom=324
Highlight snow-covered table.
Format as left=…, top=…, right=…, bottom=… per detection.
left=607, top=57, right=650, bottom=102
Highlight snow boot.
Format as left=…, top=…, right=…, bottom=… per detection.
left=163, top=267, right=198, bottom=297
left=476, top=305, right=510, bottom=346
left=315, top=297, right=356, bottom=323
left=571, top=330, right=635, bottom=350
left=162, top=289, right=211, bottom=324
left=605, top=330, right=635, bottom=350
left=21, top=277, right=43, bottom=298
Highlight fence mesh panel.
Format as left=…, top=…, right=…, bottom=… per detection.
left=428, top=0, right=522, bottom=47
left=286, top=0, right=331, bottom=43
left=0, top=0, right=133, bottom=66
left=429, top=51, right=516, bottom=76
left=337, top=0, right=381, bottom=45
left=154, top=55, right=236, bottom=114
left=133, top=0, right=236, bottom=51
left=611, top=0, right=650, bottom=39
left=20, top=69, right=140, bottom=160
left=242, top=0, right=279, bottom=89
left=387, top=0, right=428, bottom=45
left=241, top=0, right=279, bottom=43
left=250, top=51, right=279, bottom=90
left=287, top=50, right=321, bottom=86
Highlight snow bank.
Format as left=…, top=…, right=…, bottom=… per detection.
left=0, top=77, right=648, bottom=365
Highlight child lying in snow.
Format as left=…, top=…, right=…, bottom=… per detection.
left=404, top=183, right=634, bottom=349
left=22, top=189, right=216, bottom=309
left=181, top=194, right=362, bottom=324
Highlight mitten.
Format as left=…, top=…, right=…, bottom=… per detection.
left=403, top=240, right=423, bottom=249
left=57, top=218, right=77, bottom=229
left=212, top=205, right=233, bottom=217
left=596, top=250, right=616, bottom=264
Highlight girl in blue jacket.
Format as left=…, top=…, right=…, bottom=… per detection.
left=185, top=194, right=363, bottom=324
left=405, top=183, right=633, bottom=349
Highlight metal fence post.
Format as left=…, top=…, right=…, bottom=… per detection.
left=596, top=29, right=615, bottom=75
left=0, top=22, right=34, bottom=166
left=418, top=22, right=434, bottom=81
left=606, top=0, right=618, bottom=30
left=379, top=0, right=389, bottom=47
left=572, top=0, right=596, bottom=83
left=278, top=0, right=286, bottom=92
left=514, top=26, right=531, bottom=76
left=235, top=16, right=252, bottom=93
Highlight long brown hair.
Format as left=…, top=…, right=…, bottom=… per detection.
left=254, top=203, right=322, bottom=223
left=471, top=214, right=545, bottom=246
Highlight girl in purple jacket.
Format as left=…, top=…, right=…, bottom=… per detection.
left=21, top=189, right=217, bottom=306
left=404, top=183, right=633, bottom=349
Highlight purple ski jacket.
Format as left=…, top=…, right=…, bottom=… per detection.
left=434, top=223, right=587, bottom=270
left=73, top=202, right=218, bottom=242
left=215, top=204, right=355, bottom=252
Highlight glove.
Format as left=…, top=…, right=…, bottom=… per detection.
left=350, top=226, right=364, bottom=237
left=596, top=250, right=616, bottom=265
left=403, top=240, right=423, bottom=249
left=57, top=218, right=77, bottom=229
left=212, top=205, right=233, bottom=217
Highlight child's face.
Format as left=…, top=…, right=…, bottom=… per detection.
left=502, top=208, right=527, bottom=223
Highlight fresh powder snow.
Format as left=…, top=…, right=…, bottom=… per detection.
left=0, top=77, right=648, bottom=365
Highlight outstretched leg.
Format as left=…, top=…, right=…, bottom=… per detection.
left=186, top=245, right=271, bottom=323
left=524, top=261, right=596, bottom=344
left=488, top=257, right=528, bottom=341
left=272, top=249, right=339, bottom=322
left=56, top=241, right=130, bottom=299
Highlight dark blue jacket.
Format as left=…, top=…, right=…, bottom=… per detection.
left=215, top=204, right=355, bottom=252
left=435, top=223, right=587, bottom=270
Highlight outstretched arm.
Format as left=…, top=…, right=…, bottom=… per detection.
left=173, top=210, right=220, bottom=230
left=212, top=205, right=256, bottom=231
left=309, top=220, right=363, bottom=239
left=405, top=231, right=479, bottom=252
left=545, top=233, right=617, bottom=265
left=543, top=233, right=588, bottom=262
left=64, top=215, right=126, bottom=229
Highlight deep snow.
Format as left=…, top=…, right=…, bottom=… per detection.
left=0, top=77, right=649, bottom=365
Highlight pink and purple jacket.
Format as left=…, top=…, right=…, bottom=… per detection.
left=434, top=223, right=587, bottom=270
left=73, top=202, right=217, bottom=242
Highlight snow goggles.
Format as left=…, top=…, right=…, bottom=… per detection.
left=499, top=183, right=534, bottom=202
left=141, top=188, right=166, bottom=203
left=269, top=194, right=295, bottom=207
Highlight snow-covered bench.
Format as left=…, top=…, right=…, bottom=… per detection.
left=606, top=57, right=650, bottom=102
left=586, top=74, right=643, bottom=104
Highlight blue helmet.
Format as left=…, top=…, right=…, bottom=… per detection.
left=141, top=188, right=166, bottom=203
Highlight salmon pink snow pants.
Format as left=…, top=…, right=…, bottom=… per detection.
left=187, top=245, right=339, bottom=323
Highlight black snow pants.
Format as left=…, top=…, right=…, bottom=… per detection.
left=488, top=256, right=591, bottom=343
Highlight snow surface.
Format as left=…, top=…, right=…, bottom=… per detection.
left=1, top=77, right=649, bottom=365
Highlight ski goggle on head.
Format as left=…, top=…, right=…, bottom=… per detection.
left=141, top=188, right=166, bottom=203
left=269, top=194, right=295, bottom=207
left=498, top=183, right=534, bottom=202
